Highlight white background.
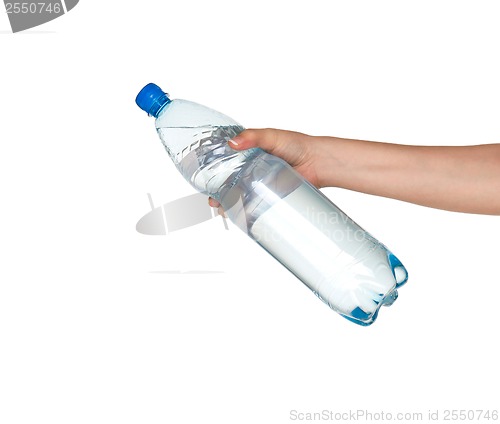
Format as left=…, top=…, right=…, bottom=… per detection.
left=1, top=1, right=499, bottom=423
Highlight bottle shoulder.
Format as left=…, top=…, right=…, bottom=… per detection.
left=155, top=99, right=242, bottom=129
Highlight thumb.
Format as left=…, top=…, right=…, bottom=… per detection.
left=228, top=129, right=282, bottom=155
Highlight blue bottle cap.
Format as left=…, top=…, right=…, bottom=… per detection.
left=136, top=83, right=171, bottom=118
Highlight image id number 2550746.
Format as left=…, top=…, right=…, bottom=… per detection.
left=5, top=2, right=61, bottom=14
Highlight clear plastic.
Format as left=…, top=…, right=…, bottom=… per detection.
left=153, top=99, right=408, bottom=325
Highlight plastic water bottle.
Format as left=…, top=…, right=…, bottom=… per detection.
left=135, top=83, right=408, bottom=325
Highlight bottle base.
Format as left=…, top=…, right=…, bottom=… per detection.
left=337, top=252, right=408, bottom=326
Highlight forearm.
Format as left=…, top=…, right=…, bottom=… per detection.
left=313, top=136, right=500, bottom=215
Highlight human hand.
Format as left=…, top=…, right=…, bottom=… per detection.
left=208, top=128, right=322, bottom=211
left=208, top=128, right=500, bottom=215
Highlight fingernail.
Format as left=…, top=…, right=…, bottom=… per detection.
left=229, top=137, right=240, bottom=146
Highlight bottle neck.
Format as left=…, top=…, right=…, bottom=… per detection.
left=150, top=95, right=172, bottom=118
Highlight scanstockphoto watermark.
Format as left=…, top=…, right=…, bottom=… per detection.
left=252, top=205, right=368, bottom=245
left=2, top=0, right=79, bottom=33
left=136, top=193, right=228, bottom=236
left=289, top=409, right=499, bottom=421
left=290, top=410, right=423, bottom=422
left=252, top=222, right=367, bottom=244
left=135, top=193, right=370, bottom=244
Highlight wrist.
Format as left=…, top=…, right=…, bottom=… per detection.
left=306, top=136, right=347, bottom=188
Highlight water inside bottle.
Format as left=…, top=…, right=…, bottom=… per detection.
left=250, top=180, right=407, bottom=325
left=159, top=124, right=408, bottom=325
left=157, top=125, right=254, bottom=196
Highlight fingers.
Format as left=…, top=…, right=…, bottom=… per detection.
left=208, top=197, right=220, bottom=208
left=229, top=129, right=280, bottom=153
left=208, top=197, right=226, bottom=217
left=228, top=128, right=312, bottom=171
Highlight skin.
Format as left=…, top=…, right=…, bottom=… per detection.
left=208, top=129, right=500, bottom=215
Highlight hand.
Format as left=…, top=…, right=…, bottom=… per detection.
left=208, top=128, right=321, bottom=211
left=208, top=128, right=500, bottom=215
